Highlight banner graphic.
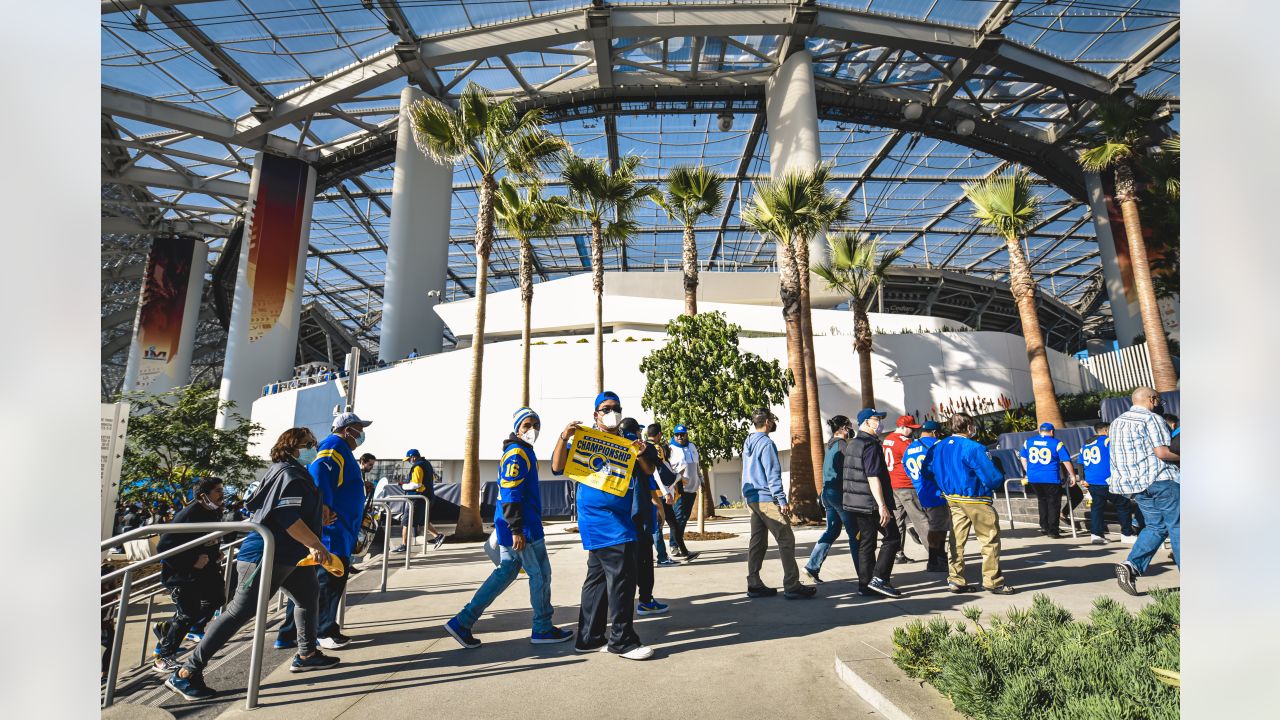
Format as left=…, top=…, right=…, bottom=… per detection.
left=565, top=427, right=637, bottom=497
left=247, top=153, right=310, bottom=343
left=134, top=236, right=195, bottom=390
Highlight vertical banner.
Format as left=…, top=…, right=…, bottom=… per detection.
left=122, top=237, right=208, bottom=395
left=217, top=154, right=316, bottom=429
left=101, top=402, right=130, bottom=542
left=247, top=153, right=311, bottom=343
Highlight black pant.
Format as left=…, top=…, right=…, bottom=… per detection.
left=187, top=560, right=318, bottom=671
left=670, top=491, right=696, bottom=552
left=157, top=576, right=224, bottom=657
left=632, top=519, right=655, bottom=603
left=1030, top=483, right=1064, bottom=533
left=851, top=512, right=902, bottom=586
left=278, top=554, right=350, bottom=640
left=576, top=543, right=641, bottom=653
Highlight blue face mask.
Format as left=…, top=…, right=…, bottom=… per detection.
left=298, top=447, right=318, bottom=465
left=353, top=431, right=366, bottom=448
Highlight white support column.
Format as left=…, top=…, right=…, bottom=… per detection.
left=380, top=86, right=453, bottom=363
left=765, top=50, right=828, bottom=265
left=217, top=153, right=316, bottom=428
left=1083, top=172, right=1142, bottom=346
left=122, top=237, right=208, bottom=396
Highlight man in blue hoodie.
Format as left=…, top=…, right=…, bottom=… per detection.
left=742, top=407, right=817, bottom=600
left=551, top=391, right=655, bottom=661
left=919, top=413, right=1015, bottom=595
left=443, top=407, right=573, bottom=649
left=275, top=411, right=370, bottom=650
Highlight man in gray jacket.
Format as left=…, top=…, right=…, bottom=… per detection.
left=741, top=408, right=816, bottom=600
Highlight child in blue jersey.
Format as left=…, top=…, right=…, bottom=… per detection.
left=443, top=408, right=572, bottom=649
left=1019, top=422, right=1078, bottom=538
left=919, top=413, right=1015, bottom=595
left=1078, top=421, right=1141, bottom=544
left=550, top=391, right=656, bottom=661
left=903, top=420, right=951, bottom=573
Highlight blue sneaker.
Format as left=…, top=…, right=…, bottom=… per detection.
left=637, top=600, right=669, bottom=616
left=165, top=669, right=215, bottom=701
left=444, top=617, right=481, bottom=649
left=290, top=651, right=341, bottom=673
left=185, top=632, right=205, bottom=643
left=274, top=637, right=298, bottom=650
left=530, top=626, right=574, bottom=645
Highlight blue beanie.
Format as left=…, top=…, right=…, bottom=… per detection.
left=594, top=391, right=620, bottom=411
left=513, top=407, right=539, bottom=432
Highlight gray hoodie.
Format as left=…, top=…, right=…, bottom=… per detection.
left=741, top=431, right=785, bottom=504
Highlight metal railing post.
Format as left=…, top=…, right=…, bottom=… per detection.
left=1003, top=480, right=1016, bottom=531
left=103, top=569, right=132, bottom=707
left=140, top=594, right=156, bottom=668
left=245, top=528, right=275, bottom=710
left=404, top=501, right=414, bottom=569
left=380, top=505, right=391, bottom=592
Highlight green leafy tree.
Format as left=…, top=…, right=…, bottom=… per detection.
left=654, top=165, right=725, bottom=315
left=814, top=232, right=904, bottom=409
left=562, top=153, right=661, bottom=393
left=1078, top=94, right=1178, bottom=391
left=119, top=385, right=264, bottom=507
left=639, top=312, right=793, bottom=526
left=409, top=82, right=567, bottom=538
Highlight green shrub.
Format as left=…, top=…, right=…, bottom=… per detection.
left=892, top=591, right=1179, bottom=720
left=576, top=338, right=588, bottom=344
left=554, top=340, right=567, bottom=345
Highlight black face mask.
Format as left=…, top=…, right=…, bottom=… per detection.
left=1153, top=401, right=1166, bottom=415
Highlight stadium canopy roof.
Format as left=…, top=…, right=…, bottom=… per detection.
left=100, top=0, right=1179, bottom=394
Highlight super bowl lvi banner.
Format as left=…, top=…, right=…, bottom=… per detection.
left=122, top=236, right=208, bottom=395
left=247, top=153, right=311, bottom=343
left=566, top=427, right=637, bottom=497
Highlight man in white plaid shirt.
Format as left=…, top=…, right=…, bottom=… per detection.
left=1110, top=387, right=1180, bottom=595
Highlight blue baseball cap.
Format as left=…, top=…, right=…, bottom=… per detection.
left=1039, top=422, right=1055, bottom=432
left=921, top=420, right=941, bottom=432
left=673, top=424, right=688, bottom=435
left=404, top=448, right=420, bottom=460
left=594, top=391, right=621, bottom=411
left=856, top=408, right=887, bottom=424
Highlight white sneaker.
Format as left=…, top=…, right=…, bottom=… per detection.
left=1120, top=534, right=1137, bottom=544
left=618, top=645, right=654, bottom=661
left=1090, top=535, right=1108, bottom=545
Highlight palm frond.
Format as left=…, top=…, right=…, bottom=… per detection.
left=815, top=232, right=901, bottom=298
left=408, top=97, right=465, bottom=165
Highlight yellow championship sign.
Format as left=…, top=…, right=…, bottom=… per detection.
left=566, top=426, right=637, bottom=497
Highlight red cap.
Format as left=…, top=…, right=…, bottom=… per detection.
left=895, top=415, right=921, bottom=429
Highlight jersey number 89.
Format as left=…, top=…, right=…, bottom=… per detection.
left=1029, top=447, right=1054, bottom=464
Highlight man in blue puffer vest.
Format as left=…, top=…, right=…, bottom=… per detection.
left=919, top=413, right=1016, bottom=596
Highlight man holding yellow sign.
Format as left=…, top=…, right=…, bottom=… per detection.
left=551, top=391, right=656, bottom=661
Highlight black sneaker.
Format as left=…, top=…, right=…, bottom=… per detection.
left=166, top=669, right=215, bottom=701
left=290, top=651, right=341, bottom=673
left=868, top=578, right=903, bottom=599
left=444, top=618, right=481, bottom=649
left=1115, top=562, right=1139, bottom=596
left=856, top=584, right=875, bottom=597
left=1046, top=531, right=1063, bottom=539
left=804, top=567, right=824, bottom=584
left=670, top=548, right=686, bottom=558
left=152, top=654, right=181, bottom=675
left=682, top=551, right=700, bottom=562
left=746, top=585, right=778, bottom=598
left=433, top=534, right=448, bottom=551
left=783, top=585, right=817, bottom=599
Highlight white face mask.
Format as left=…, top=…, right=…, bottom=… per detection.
left=352, top=430, right=366, bottom=448
left=298, top=447, right=319, bottom=465
left=600, top=411, right=621, bottom=429
left=520, top=428, right=539, bottom=445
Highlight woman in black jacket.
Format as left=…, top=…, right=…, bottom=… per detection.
left=151, top=477, right=226, bottom=673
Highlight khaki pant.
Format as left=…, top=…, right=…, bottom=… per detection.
left=746, top=502, right=800, bottom=591
left=947, top=502, right=1004, bottom=589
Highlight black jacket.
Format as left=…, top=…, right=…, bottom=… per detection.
left=840, top=431, right=895, bottom=514
left=156, top=502, right=223, bottom=586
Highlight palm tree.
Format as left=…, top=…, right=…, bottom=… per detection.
left=814, top=232, right=904, bottom=409
left=493, top=178, right=575, bottom=406
left=408, top=82, right=566, bottom=538
left=742, top=172, right=826, bottom=519
left=562, top=154, right=661, bottom=392
left=963, top=168, right=1064, bottom=427
left=654, top=165, right=725, bottom=315
left=1078, top=94, right=1178, bottom=391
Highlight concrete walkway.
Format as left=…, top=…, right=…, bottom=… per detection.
left=138, top=515, right=1178, bottom=720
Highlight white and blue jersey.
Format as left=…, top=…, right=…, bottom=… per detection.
left=1080, top=436, right=1111, bottom=486
left=904, top=436, right=943, bottom=508
left=495, top=438, right=544, bottom=546
left=1020, top=436, right=1071, bottom=484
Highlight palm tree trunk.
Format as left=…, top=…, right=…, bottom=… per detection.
left=519, top=238, right=534, bottom=408
left=852, top=295, right=875, bottom=408
left=591, top=220, right=605, bottom=394
left=682, top=224, right=698, bottom=316
left=1005, top=233, right=1064, bottom=427
left=795, top=238, right=825, bottom=497
left=777, top=240, right=819, bottom=521
left=457, top=177, right=495, bottom=539
left=1115, top=161, right=1178, bottom=391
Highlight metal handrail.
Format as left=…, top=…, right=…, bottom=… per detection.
left=369, top=497, right=415, bottom=593
left=400, top=493, right=430, bottom=557
left=999, top=477, right=1080, bottom=539
left=100, top=522, right=274, bottom=711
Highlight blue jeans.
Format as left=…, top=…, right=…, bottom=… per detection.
left=652, top=524, right=670, bottom=562
left=1125, top=480, right=1180, bottom=575
left=455, top=537, right=554, bottom=633
left=805, top=492, right=860, bottom=576
left=1087, top=485, right=1140, bottom=537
